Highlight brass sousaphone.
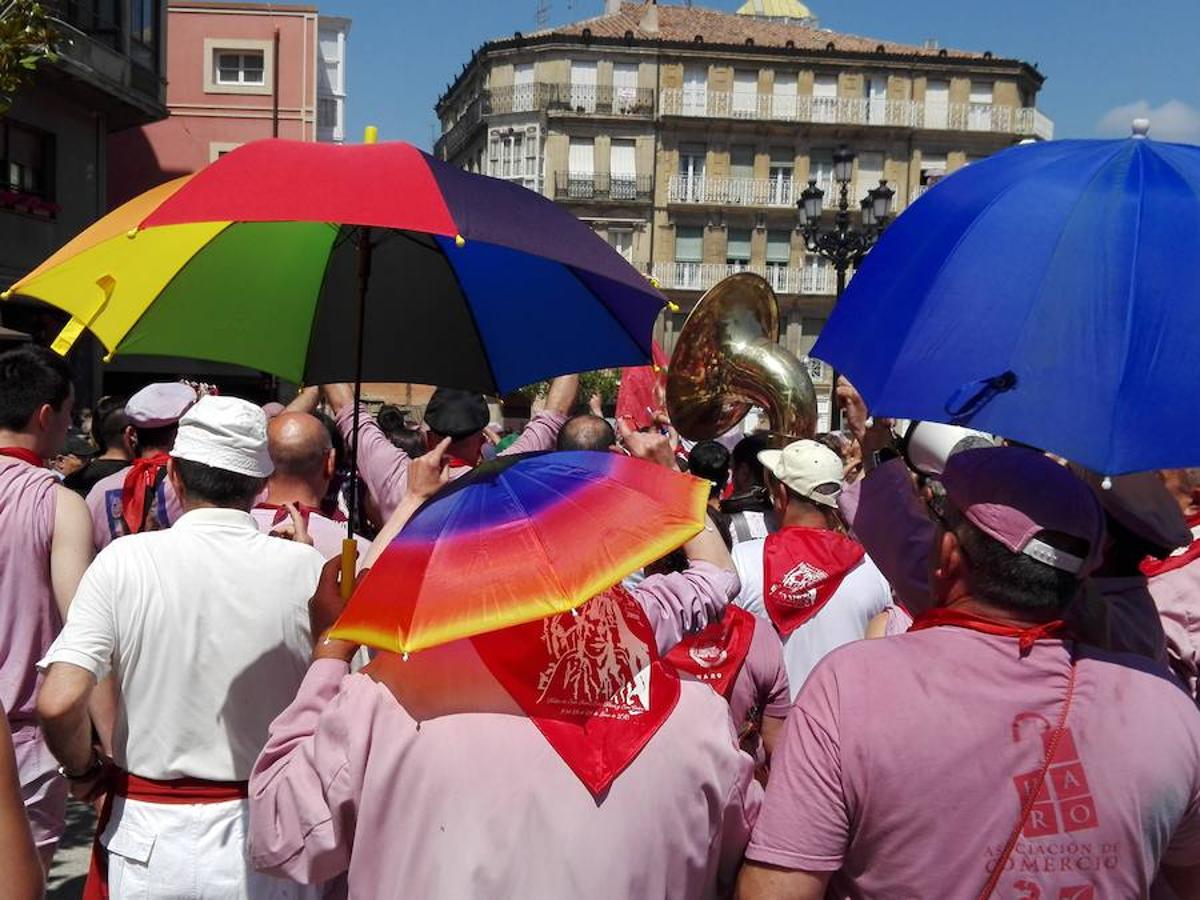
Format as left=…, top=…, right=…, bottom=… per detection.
left=666, top=272, right=818, bottom=445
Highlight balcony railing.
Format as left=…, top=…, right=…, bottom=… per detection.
left=437, top=96, right=483, bottom=158
left=486, top=82, right=655, bottom=117
left=660, top=88, right=1053, bottom=137
left=652, top=262, right=837, bottom=295
left=667, top=174, right=798, bottom=207
left=555, top=172, right=653, bottom=202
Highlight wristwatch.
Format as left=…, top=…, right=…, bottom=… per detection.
left=57, top=748, right=103, bottom=782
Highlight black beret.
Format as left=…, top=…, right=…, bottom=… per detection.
left=424, top=388, right=489, bottom=439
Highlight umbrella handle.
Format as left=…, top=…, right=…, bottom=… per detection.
left=340, top=538, right=357, bottom=600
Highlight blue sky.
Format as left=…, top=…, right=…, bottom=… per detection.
left=328, top=0, right=1200, bottom=147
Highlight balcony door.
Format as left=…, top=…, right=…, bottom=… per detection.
left=513, top=63, right=535, bottom=113
left=683, top=66, right=708, bottom=116
left=768, top=149, right=794, bottom=206
left=568, top=137, right=595, bottom=199
left=570, top=60, right=597, bottom=113
left=610, top=139, right=637, bottom=200
left=968, top=81, right=994, bottom=131
left=732, top=69, right=758, bottom=118
left=729, top=145, right=755, bottom=205
left=855, top=151, right=883, bottom=205
left=674, top=225, right=704, bottom=289
left=772, top=73, right=798, bottom=121
left=925, top=79, right=949, bottom=129
left=613, top=62, right=639, bottom=114
left=812, top=74, right=838, bottom=123
left=679, top=143, right=706, bottom=202
left=866, top=75, right=888, bottom=124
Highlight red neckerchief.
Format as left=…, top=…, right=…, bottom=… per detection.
left=254, top=501, right=346, bottom=527
left=0, top=447, right=44, bottom=468
left=665, top=605, right=756, bottom=699
left=473, top=585, right=680, bottom=797
left=909, top=606, right=1070, bottom=657
left=1140, top=513, right=1200, bottom=579
left=427, top=433, right=474, bottom=469
left=120, top=452, right=170, bottom=534
left=763, top=526, right=865, bottom=637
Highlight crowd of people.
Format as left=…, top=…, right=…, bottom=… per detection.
left=1, top=341, right=1199, bottom=899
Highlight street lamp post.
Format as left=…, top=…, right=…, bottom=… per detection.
left=797, top=145, right=894, bottom=430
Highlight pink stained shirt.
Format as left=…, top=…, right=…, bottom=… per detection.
left=0, top=458, right=60, bottom=727
left=747, top=630, right=1200, bottom=899
left=335, top=404, right=566, bottom=522
left=1147, top=559, right=1200, bottom=699
left=85, top=463, right=183, bottom=550
left=728, top=615, right=791, bottom=730
left=249, top=507, right=371, bottom=569
left=250, top=657, right=760, bottom=900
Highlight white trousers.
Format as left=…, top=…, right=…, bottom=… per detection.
left=102, top=796, right=319, bottom=899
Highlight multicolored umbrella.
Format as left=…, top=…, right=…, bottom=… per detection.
left=3, top=139, right=665, bottom=394
left=329, top=451, right=709, bottom=654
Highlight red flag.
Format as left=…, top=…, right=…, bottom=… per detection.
left=474, top=585, right=680, bottom=797
left=615, top=340, right=669, bottom=431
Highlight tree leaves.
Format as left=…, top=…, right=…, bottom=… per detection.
left=0, top=1, right=58, bottom=113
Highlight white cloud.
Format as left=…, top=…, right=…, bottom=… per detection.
left=1095, top=99, right=1200, bottom=144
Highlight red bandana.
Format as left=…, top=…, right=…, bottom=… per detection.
left=254, top=501, right=346, bottom=527
left=763, top=526, right=865, bottom=637
left=121, top=452, right=171, bottom=535
left=473, top=585, right=680, bottom=797
left=1140, top=513, right=1200, bottom=579
left=0, top=447, right=44, bottom=468
left=909, top=606, right=1069, bottom=656
left=665, top=605, right=756, bottom=699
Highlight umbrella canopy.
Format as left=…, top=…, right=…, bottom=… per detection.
left=5, top=139, right=665, bottom=395
left=813, top=131, right=1200, bottom=475
left=329, top=451, right=709, bottom=654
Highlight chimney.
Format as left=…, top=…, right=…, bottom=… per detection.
left=604, top=0, right=622, bottom=13
left=639, top=0, right=659, bottom=35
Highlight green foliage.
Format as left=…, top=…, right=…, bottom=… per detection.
left=516, top=369, right=623, bottom=404
left=0, top=2, right=58, bottom=114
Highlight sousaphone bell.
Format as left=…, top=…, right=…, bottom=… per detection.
left=666, top=272, right=818, bottom=445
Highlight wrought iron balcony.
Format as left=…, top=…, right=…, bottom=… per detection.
left=554, top=172, right=653, bottom=202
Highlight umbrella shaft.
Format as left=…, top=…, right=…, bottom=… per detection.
left=347, top=227, right=372, bottom=542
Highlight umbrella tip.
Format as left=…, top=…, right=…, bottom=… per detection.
left=666, top=300, right=680, bottom=313
left=455, top=234, right=466, bottom=248
left=364, top=125, right=379, bottom=144
left=1131, top=118, right=1150, bottom=139
left=0, top=290, right=10, bottom=301
left=1101, top=476, right=1113, bottom=490
left=126, top=228, right=138, bottom=239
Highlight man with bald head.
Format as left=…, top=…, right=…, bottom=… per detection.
left=557, top=414, right=617, bottom=452
left=251, top=412, right=369, bottom=563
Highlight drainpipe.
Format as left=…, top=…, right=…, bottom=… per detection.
left=272, top=27, right=281, bottom=137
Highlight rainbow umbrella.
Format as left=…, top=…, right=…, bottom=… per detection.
left=3, top=139, right=665, bottom=391
left=4, top=139, right=669, bottom=584
left=329, top=451, right=709, bottom=654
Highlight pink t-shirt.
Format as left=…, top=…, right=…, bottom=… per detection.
left=0, top=458, right=59, bottom=726
left=85, top=464, right=183, bottom=550
left=748, top=629, right=1200, bottom=898
left=248, top=506, right=370, bottom=568
left=728, top=616, right=791, bottom=730
left=1147, top=559, right=1200, bottom=699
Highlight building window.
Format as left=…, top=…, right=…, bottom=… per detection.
left=0, top=120, right=53, bottom=200
left=609, top=139, right=637, bottom=200
left=569, top=60, right=598, bottom=113
left=768, top=148, right=794, bottom=206
left=726, top=227, right=751, bottom=270
left=488, top=126, right=540, bottom=191
left=678, top=143, right=706, bottom=202
left=318, top=97, right=338, bottom=129
left=812, top=73, right=838, bottom=123
left=674, top=225, right=703, bottom=289
left=772, top=72, right=798, bottom=121
left=216, top=50, right=265, bottom=85
left=566, top=138, right=595, bottom=198
left=130, top=0, right=159, bottom=69
left=607, top=228, right=634, bottom=262
left=732, top=69, right=758, bottom=118
left=809, top=150, right=834, bottom=202
left=765, top=230, right=792, bottom=292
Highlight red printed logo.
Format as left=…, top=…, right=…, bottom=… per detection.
left=1059, top=886, right=1095, bottom=900
left=1011, top=714, right=1100, bottom=838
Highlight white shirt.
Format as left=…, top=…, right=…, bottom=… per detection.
left=732, top=537, right=891, bottom=697
left=41, top=507, right=324, bottom=781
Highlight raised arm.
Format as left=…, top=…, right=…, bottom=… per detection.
left=323, top=384, right=411, bottom=522
left=0, top=717, right=42, bottom=898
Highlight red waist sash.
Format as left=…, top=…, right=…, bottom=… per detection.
left=84, top=770, right=249, bottom=900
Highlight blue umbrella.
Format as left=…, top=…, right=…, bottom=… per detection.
left=813, top=126, right=1200, bottom=475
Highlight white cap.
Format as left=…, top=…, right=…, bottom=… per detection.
left=757, top=439, right=843, bottom=508
left=170, top=396, right=273, bottom=478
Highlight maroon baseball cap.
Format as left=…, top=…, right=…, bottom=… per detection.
left=941, top=446, right=1106, bottom=577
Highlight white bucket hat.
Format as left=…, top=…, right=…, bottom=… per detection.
left=757, top=439, right=844, bottom=509
left=170, top=395, right=273, bottom=478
